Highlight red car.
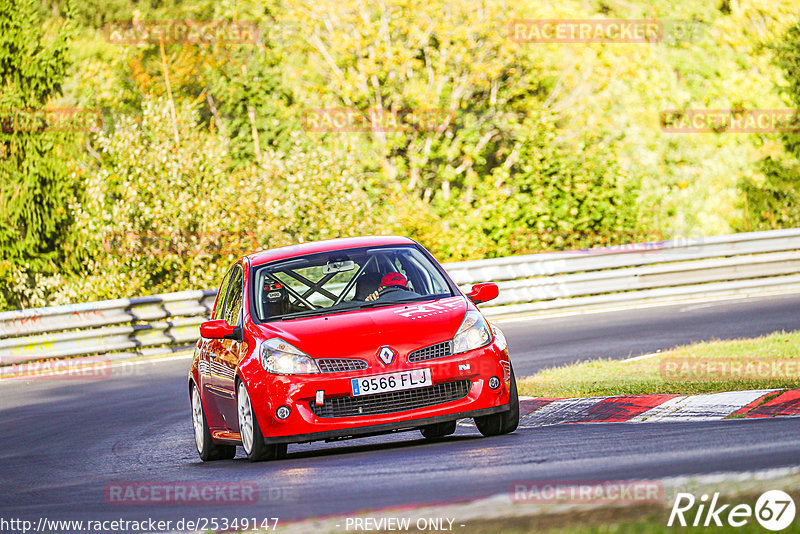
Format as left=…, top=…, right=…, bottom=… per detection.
left=189, top=236, right=518, bottom=462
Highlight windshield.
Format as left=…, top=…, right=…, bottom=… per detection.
left=252, top=245, right=454, bottom=321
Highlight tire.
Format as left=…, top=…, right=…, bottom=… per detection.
left=191, top=383, right=236, bottom=461
left=474, top=367, right=519, bottom=437
left=420, top=420, right=457, bottom=440
left=237, top=381, right=288, bottom=462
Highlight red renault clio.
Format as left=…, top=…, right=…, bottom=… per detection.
left=189, top=236, right=518, bottom=461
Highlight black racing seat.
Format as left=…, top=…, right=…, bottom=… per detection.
left=262, top=281, right=289, bottom=317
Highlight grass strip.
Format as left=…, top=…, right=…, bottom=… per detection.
left=517, top=330, right=800, bottom=398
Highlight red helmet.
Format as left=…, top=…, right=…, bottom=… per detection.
left=380, top=272, right=407, bottom=288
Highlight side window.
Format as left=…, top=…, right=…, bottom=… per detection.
left=223, top=266, right=244, bottom=327
left=213, top=267, right=234, bottom=320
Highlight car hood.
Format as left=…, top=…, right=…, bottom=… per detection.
left=253, top=296, right=469, bottom=362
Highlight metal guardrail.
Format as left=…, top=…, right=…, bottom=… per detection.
left=2, top=229, right=800, bottom=366
left=448, top=228, right=800, bottom=317
left=0, top=290, right=216, bottom=366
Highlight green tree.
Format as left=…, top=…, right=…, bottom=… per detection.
left=0, top=0, right=76, bottom=309
left=206, top=42, right=298, bottom=164
left=435, top=113, right=649, bottom=260
left=70, top=97, right=234, bottom=300
left=738, top=19, right=800, bottom=230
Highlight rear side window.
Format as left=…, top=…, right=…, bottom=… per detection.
left=223, top=266, right=244, bottom=327
left=212, top=267, right=234, bottom=320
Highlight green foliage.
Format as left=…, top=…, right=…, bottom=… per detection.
left=739, top=156, right=800, bottom=229
left=65, top=97, right=446, bottom=300
left=276, top=0, right=656, bottom=259
left=206, top=44, right=298, bottom=163
left=281, top=0, right=533, bottom=195
left=737, top=18, right=800, bottom=230
left=0, top=0, right=79, bottom=308
left=439, top=114, right=651, bottom=259
left=4, top=0, right=800, bottom=310
left=69, top=98, right=234, bottom=300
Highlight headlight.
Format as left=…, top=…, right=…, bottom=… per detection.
left=490, top=323, right=507, bottom=352
left=452, top=310, right=492, bottom=354
left=261, top=338, right=320, bottom=374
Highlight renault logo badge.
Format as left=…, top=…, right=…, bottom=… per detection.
left=378, top=346, right=395, bottom=366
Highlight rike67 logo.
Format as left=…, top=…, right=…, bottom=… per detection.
left=668, top=490, right=796, bottom=531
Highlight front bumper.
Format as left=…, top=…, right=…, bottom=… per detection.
left=244, top=343, right=511, bottom=444
left=261, top=405, right=509, bottom=444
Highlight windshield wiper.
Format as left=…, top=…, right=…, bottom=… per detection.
left=269, top=309, right=330, bottom=321
left=352, top=297, right=432, bottom=310
left=267, top=296, right=447, bottom=320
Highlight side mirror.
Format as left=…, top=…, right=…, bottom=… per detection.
left=466, top=283, right=499, bottom=305
left=200, top=319, right=243, bottom=342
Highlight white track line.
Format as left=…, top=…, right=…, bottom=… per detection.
left=620, top=351, right=661, bottom=363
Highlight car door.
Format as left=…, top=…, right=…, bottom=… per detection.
left=199, top=266, right=234, bottom=430
left=211, top=264, right=246, bottom=430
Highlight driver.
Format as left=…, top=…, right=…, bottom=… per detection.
left=353, top=272, right=383, bottom=301
left=365, top=272, right=418, bottom=302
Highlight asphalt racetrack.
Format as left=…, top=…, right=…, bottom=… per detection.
left=1, top=294, right=799, bottom=526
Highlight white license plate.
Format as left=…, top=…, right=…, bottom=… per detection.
left=351, top=368, right=432, bottom=396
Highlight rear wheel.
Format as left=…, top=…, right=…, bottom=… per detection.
left=191, top=384, right=236, bottom=461
left=474, top=368, right=519, bottom=437
left=237, top=381, right=287, bottom=462
left=420, top=420, right=457, bottom=440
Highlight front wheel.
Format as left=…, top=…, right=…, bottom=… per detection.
left=474, top=368, right=519, bottom=437
left=191, top=384, right=236, bottom=461
left=237, top=381, right=287, bottom=462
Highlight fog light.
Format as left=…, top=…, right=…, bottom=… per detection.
left=276, top=405, right=291, bottom=420
left=488, top=376, right=500, bottom=389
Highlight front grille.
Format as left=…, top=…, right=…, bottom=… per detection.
left=309, top=380, right=471, bottom=418
left=316, top=358, right=369, bottom=373
left=408, top=341, right=453, bottom=362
